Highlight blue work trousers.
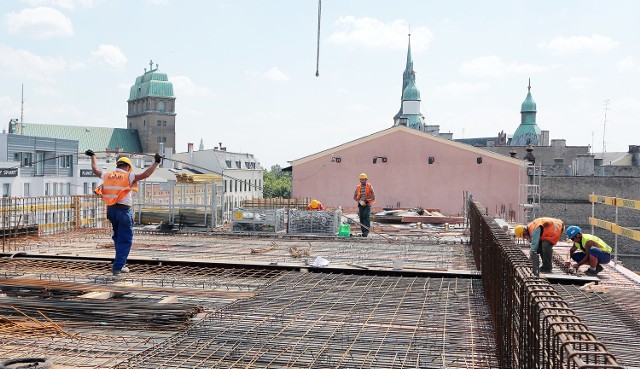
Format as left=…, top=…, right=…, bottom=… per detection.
left=107, top=206, right=133, bottom=272
left=358, top=205, right=371, bottom=237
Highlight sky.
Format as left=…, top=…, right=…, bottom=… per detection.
left=0, top=0, right=638, bottom=169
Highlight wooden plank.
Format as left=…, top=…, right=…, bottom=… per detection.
left=79, top=291, right=114, bottom=300
left=611, top=224, right=640, bottom=242
left=588, top=217, right=614, bottom=231
left=159, top=295, right=179, bottom=304
left=614, top=197, right=640, bottom=210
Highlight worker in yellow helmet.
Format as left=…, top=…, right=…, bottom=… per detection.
left=353, top=173, right=375, bottom=237
left=86, top=150, right=162, bottom=275
left=514, top=217, right=564, bottom=275
left=307, top=199, right=325, bottom=210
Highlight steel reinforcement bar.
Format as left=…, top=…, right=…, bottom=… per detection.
left=468, top=200, right=623, bottom=369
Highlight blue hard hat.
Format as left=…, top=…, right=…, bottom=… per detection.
left=566, top=226, right=581, bottom=240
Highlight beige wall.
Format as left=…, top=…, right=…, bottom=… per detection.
left=292, top=127, right=524, bottom=216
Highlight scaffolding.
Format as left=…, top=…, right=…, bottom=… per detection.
left=518, top=162, right=541, bottom=223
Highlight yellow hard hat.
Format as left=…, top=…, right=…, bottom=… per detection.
left=310, top=199, right=319, bottom=208
left=514, top=225, right=525, bottom=238
left=359, top=173, right=367, bottom=179
left=116, top=157, right=133, bottom=172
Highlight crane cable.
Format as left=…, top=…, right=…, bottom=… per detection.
left=315, top=0, right=321, bottom=77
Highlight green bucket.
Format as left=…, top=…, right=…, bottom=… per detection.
left=338, top=224, right=350, bottom=237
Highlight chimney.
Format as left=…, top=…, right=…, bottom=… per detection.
left=188, top=143, right=194, bottom=153
left=630, top=145, right=640, bottom=167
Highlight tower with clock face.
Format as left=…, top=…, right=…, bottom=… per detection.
left=127, top=60, right=176, bottom=154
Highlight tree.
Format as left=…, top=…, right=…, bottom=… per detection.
left=263, top=165, right=291, bottom=198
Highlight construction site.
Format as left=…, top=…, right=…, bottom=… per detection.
left=0, top=193, right=639, bottom=369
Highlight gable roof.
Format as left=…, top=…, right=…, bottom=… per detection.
left=289, top=125, right=524, bottom=166
left=9, top=122, right=143, bottom=153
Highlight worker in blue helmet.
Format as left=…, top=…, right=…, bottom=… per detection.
left=565, top=226, right=612, bottom=276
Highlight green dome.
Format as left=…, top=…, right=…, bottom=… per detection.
left=521, top=91, right=536, bottom=112
left=511, top=123, right=541, bottom=146
left=402, top=79, right=421, bottom=101
left=128, top=69, right=174, bottom=101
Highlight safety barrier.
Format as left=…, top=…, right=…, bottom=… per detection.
left=468, top=199, right=622, bottom=368
left=589, top=194, right=640, bottom=264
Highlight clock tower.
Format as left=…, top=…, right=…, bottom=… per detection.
left=127, top=60, right=176, bottom=154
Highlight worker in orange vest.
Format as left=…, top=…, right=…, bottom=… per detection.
left=515, top=217, right=564, bottom=275
left=352, top=173, right=376, bottom=237
left=307, top=199, right=325, bottom=210
left=87, top=150, right=161, bottom=275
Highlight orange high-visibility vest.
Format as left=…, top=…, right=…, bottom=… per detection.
left=355, top=183, right=375, bottom=205
left=527, top=217, right=563, bottom=245
left=98, top=170, right=138, bottom=206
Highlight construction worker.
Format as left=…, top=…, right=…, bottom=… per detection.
left=565, top=226, right=611, bottom=276
left=514, top=217, right=564, bottom=275
left=307, top=199, right=325, bottom=210
left=352, top=173, right=375, bottom=237
left=86, top=150, right=162, bottom=275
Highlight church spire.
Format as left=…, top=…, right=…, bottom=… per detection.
left=510, top=79, right=541, bottom=146
left=394, top=34, right=416, bottom=122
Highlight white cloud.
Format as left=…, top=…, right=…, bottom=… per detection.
left=244, top=68, right=290, bottom=81
left=52, top=103, right=86, bottom=119
left=34, top=85, right=60, bottom=96
left=264, top=67, right=289, bottom=81
left=0, top=96, right=18, bottom=118
left=616, top=57, right=637, bottom=72
left=328, top=16, right=434, bottom=52
left=24, top=0, right=98, bottom=10
left=538, top=35, right=619, bottom=56
left=90, top=44, right=127, bottom=70
left=566, top=76, right=597, bottom=90
left=459, top=56, right=548, bottom=78
left=6, top=7, right=73, bottom=38
left=433, top=82, right=491, bottom=98
left=147, top=0, right=169, bottom=5
left=169, top=75, right=215, bottom=97
left=345, top=104, right=371, bottom=113
left=0, top=44, right=69, bottom=82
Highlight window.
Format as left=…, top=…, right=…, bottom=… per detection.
left=92, top=182, right=97, bottom=192
left=162, top=120, right=167, bottom=126
left=162, top=136, right=167, bottom=143
left=53, top=183, right=58, bottom=195
left=45, top=183, right=50, bottom=196
left=224, top=180, right=227, bottom=192
left=23, top=183, right=30, bottom=197
left=225, top=160, right=232, bottom=168
left=35, top=153, right=44, bottom=175
left=66, top=183, right=71, bottom=195
left=59, top=155, right=72, bottom=168
left=2, top=183, right=10, bottom=197
left=83, top=182, right=89, bottom=195
left=157, top=120, right=162, bottom=126
left=235, top=161, right=241, bottom=169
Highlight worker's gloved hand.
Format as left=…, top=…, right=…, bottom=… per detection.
left=564, top=261, right=573, bottom=269
left=359, top=200, right=366, bottom=206
left=154, top=153, right=162, bottom=163
left=85, top=150, right=94, bottom=157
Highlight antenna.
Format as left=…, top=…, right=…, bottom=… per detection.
left=602, top=99, right=610, bottom=153
left=20, top=83, right=24, bottom=123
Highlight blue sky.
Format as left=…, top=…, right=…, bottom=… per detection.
left=0, top=0, right=638, bottom=169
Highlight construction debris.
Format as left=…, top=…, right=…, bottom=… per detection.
left=174, top=173, right=222, bottom=183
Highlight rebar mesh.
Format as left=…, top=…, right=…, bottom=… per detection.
left=118, top=273, right=499, bottom=369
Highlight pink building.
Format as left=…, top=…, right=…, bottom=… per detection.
left=290, top=125, right=525, bottom=216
